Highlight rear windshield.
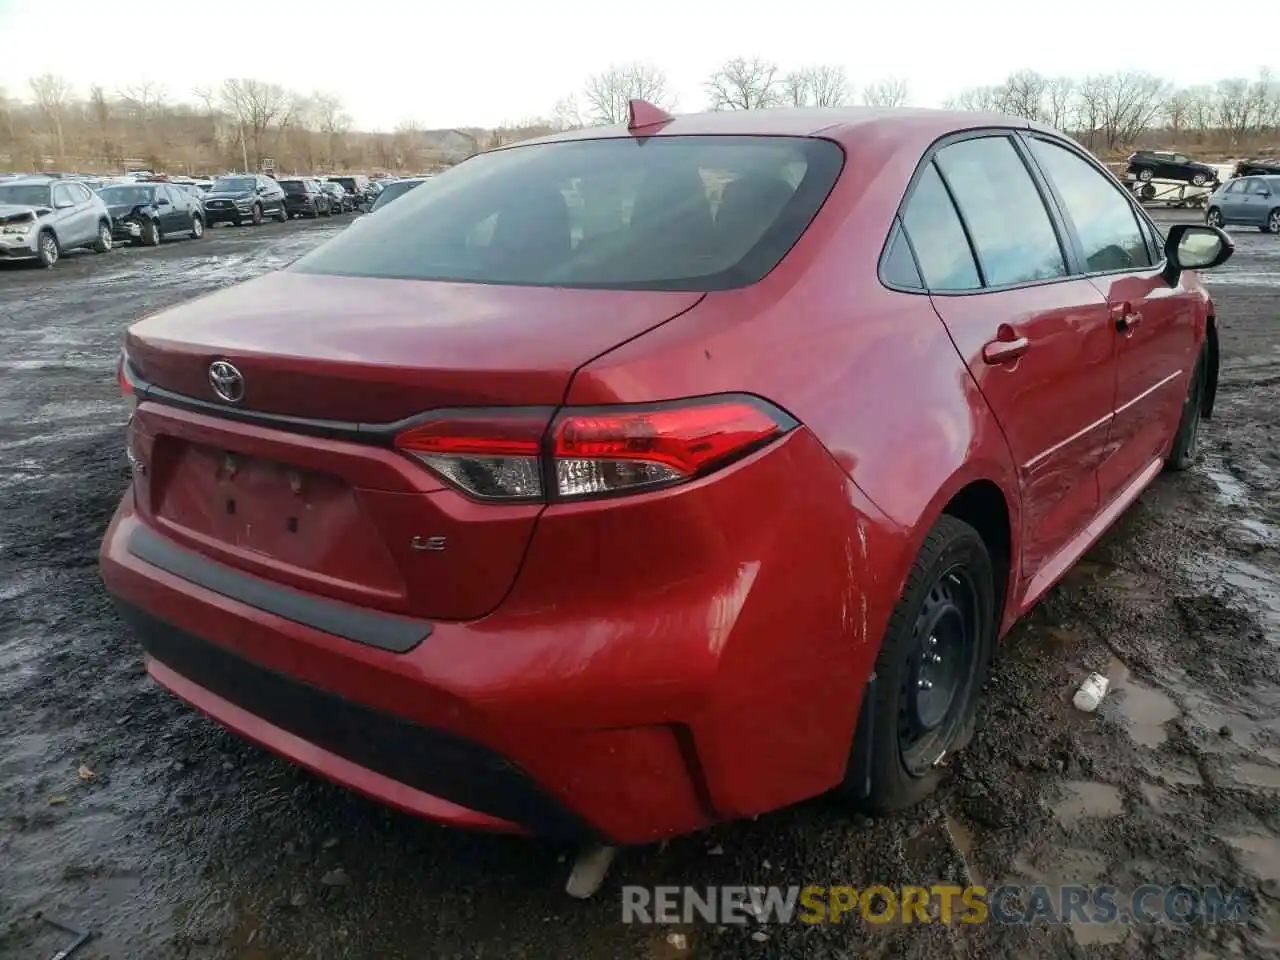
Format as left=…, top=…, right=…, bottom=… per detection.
left=329, top=178, right=357, bottom=189
left=279, top=180, right=306, bottom=193
left=370, top=179, right=424, bottom=210
left=292, top=136, right=844, bottom=291
left=212, top=176, right=256, bottom=192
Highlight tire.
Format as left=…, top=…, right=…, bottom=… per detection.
left=1191, top=172, right=1207, bottom=186
left=321, top=202, right=331, bottom=217
left=251, top=204, right=263, bottom=226
left=141, top=219, right=161, bottom=247
left=842, top=515, right=996, bottom=813
left=190, top=215, right=204, bottom=240
left=93, top=220, right=112, bottom=253
left=1166, top=347, right=1207, bottom=472
left=274, top=203, right=288, bottom=223
left=1206, top=207, right=1224, bottom=228
left=37, top=230, right=59, bottom=268
left=1265, top=208, right=1280, bottom=234
left=1137, top=167, right=1155, bottom=182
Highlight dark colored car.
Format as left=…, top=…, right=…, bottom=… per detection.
left=102, top=105, right=1232, bottom=848
left=1204, top=175, right=1280, bottom=233
left=369, top=177, right=429, bottom=213
left=325, top=175, right=376, bottom=209
left=202, top=174, right=288, bottom=226
left=99, top=182, right=205, bottom=245
left=1125, top=150, right=1218, bottom=186
left=279, top=178, right=332, bottom=218
left=1231, top=158, right=1280, bottom=178
left=319, top=181, right=353, bottom=213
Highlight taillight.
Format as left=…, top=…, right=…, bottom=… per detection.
left=117, top=351, right=135, bottom=397
left=392, top=396, right=794, bottom=503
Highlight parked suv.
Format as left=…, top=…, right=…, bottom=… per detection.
left=324, top=175, right=376, bottom=209
left=1125, top=150, right=1219, bottom=186
left=0, top=176, right=112, bottom=267
left=279, top=178, right=332, bottom=218
left=99, top=182, right=205, bottom=245
left=202, top=174, right=288, bottom=226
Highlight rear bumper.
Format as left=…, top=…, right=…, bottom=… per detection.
left=100, top=429, right=903, bottom=842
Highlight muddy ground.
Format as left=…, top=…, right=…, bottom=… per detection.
left=0, top=211, right=1277, bottom=960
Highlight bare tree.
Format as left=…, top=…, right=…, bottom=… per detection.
left=705, top=57, right=781, bottom=110
left=1045, top=77, right=1075, bottom=130
left=1163, top=89, right=1191, bottom=142
left=120, top=81, right=166, bottom=124
left=220, top=78, right=292, bottom=169
left=783, top=70, right=812, bottom=107
left=1002, top=70, right=1047, bottom=122
left=945, top=85, right=1005, bottom=112
left=1074, top=74, right=1108, bottom=149
left=1184, top=85, right=1216, bottom=139
left=86, top=85, right=113, bottom=164
left=808, top=65, right=849, bottom=107
left=583, top=62, right=671, bottom=124
left=861, top=78, right=909, bottom=108
left=29, top=73, right=73, bottom=163
left=551, top=93, right=584, bottom=130
left=1098, top=72, right=1166, bottom=148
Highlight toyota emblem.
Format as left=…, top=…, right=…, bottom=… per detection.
left=208, top=360, right=245, bottom=403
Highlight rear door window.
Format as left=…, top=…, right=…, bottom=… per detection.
left=1026, top=137, right=1153, bottom=273
left=292, top=136, right=845, bottom=291
left=900, top=163, right=981, bottom=291
left=934, top=136, right=1067, bottom=287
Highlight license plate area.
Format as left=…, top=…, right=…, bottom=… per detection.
left=151, top=439, right=402, bottom=593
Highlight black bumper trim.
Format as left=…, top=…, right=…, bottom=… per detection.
left=115, top=602, right=603, bottom=842
left=126, top=525, right=432, bottom=654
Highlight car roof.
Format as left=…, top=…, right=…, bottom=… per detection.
left=4, top=176, right=55, bottom=186
left=504, top=106, right=1056, bottom=151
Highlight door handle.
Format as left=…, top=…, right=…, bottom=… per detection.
left=982, top=335, right=1029, bottom=365
left=1112, top=302, right=1143, bottom=332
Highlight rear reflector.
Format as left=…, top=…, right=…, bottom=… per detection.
left=392, top=396, right=793, bottom=503
left=117, top=351, right=135, bottom=397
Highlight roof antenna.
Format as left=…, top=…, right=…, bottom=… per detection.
left=626, top=98, right=675, bottom=133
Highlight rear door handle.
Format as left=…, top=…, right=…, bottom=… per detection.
left=982, top=335, right=1029, bottom=365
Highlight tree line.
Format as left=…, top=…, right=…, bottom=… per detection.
left=4, top=63, right=1280, bottom=177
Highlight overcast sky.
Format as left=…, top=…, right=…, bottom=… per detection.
left=0, top=0, right=1264, bottom=130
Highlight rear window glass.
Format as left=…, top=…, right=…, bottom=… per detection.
left=292, top=136, right=844, bottom=291
left=279, top=180, right=306, bottom=193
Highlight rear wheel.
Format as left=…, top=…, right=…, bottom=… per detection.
left=274, top=203, right=288, bottom=223
left=37, top=230, right=59, bottom=268
left=1264, top=208, right=1280, bottom=234
left=1166, top=347, right=1207, bottom=472
left=190, top=215, right=204, bottom=240
left=1137, top=167, right=1155, bottom=182
left=843, top=516, right=996, bottom=813
left=93, top=220, right=112, bottom=253
left=1206, top=207, right=1224, bottom=228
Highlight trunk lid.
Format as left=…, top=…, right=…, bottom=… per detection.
left=126, top=270, right=704, bottom=422
left=125, top=271, right=703, bottom=621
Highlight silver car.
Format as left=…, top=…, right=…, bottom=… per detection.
left=0, top=176, right=113, bottom=267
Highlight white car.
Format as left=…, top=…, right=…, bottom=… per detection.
left=0, top=176, right=113, bottom=267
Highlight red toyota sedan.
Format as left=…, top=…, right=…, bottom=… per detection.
left=100, top=104, right=1233, bottom=846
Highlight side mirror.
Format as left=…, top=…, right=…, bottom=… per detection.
left=55, top=199, right=74, bottom=210
left=1161, top=223, right=1233, bottom=286
left=155, top=197, right=170, bottom=206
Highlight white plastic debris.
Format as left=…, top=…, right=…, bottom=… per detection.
left=565, top=844, right=617, bottom=899
left=1073, top=672, right=1110, bottom=712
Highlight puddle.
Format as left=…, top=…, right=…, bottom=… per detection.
left=1106, top=659, right=1181, bottom=748
left=1140, top=753, right=1204, bottom=787
left=1228, top=761, right=1280, bottom=790
left=1012, top=847, right=1109, bottom=887
left=1224, top=833, right=1280, bottom=880
left=1052, top=781, right=1123, bottom=826
left=1203, top=466, right=1250, bottom=506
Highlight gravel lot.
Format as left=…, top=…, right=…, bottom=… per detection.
left=1, top=211, right=1277, bottom=960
